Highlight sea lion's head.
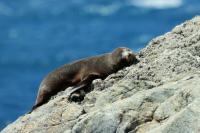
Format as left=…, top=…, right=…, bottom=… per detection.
left=111, top=47, right=138, bottom=70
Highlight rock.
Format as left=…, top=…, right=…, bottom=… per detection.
left=2, top=16, right=200, bottom=133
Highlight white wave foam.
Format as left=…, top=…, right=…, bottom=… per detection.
left=129, top=0, right=182, bottom=9
left=84, top=3, right=121, bottom=16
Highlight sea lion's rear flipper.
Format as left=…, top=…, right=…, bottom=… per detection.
left=29, top=90, right=51, bottom=113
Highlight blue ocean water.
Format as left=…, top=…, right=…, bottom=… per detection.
left=0, top=0, right=200, bottom=130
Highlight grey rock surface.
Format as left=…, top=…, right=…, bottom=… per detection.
left=2, top=16, right=200, bottom=133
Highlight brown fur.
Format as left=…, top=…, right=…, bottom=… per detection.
left=31, top=47, right=138, bottom=111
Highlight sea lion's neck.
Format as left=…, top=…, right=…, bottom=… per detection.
left=105, top=53, right=121, bottom=73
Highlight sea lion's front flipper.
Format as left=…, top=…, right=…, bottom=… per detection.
left=67, top=73, right=101, bottom=101
left=67, top=84, right=87, bottom=102
left=67, top=83, right=87, bottom=96
left=71, top=72, right=101, bottom=93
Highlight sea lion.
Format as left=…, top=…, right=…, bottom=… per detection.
left=31, top=47, right=138, bottom=111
